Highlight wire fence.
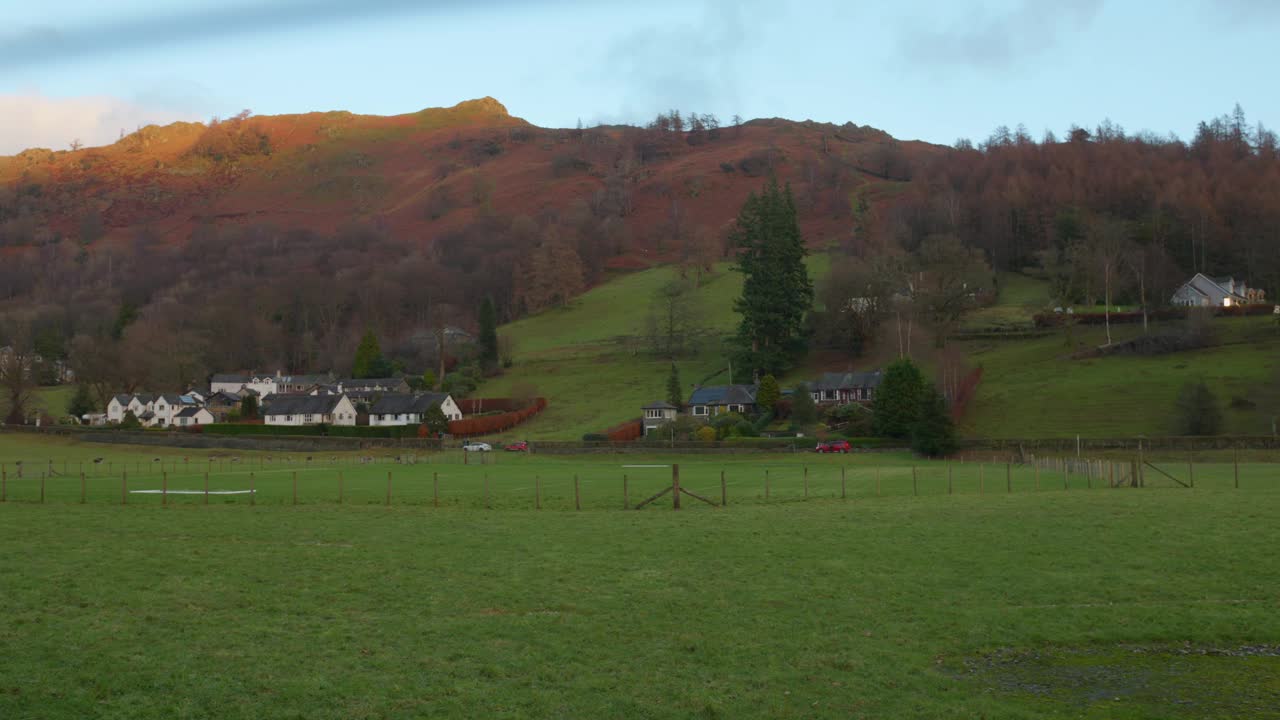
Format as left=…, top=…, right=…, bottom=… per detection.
left=0, top=455, right=1275, bottom=511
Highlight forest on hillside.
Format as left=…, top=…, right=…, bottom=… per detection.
left=1, top=105, right=1277, bottom=418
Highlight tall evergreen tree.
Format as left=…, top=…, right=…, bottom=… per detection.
left=791, top=382, right=818, bottom=427
left=911, top=384, right=957, bottom=457
left=351, top=330, right=383, bottom=379
left=756, top=374, right=781, bottom=413
left=478, top=296, right=499, bottom=368
left=67, top=384, right=95, bottom=422
left=873, top=358, right=926, bottom=438
left=1175, top=379, right=1223, bottom=435
left=240, top=394, right=258, bottom=420
left=731, top=177, right=813, bottom=378
left=665, top=363, right=683, bottom=408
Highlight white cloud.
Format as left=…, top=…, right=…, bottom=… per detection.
left=0, top=92, right=202, bottom=155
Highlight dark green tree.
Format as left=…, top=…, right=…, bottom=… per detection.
left=1175, top=379, right=1223, bottom=435
left=120, top=410, right=142, bottom=429
left=478, top=296, right=499, bottom=368
left=67, top=384, right=95, bottom=421
left=240, top=394, right=259, bottom=421
left=665, top=363, right=683, bottom=407
left=421, top=405, right=450, bottom=436
left=731, top=177, right=813, bottom=377
left=911, top=384, right=957, bottom=457
left=790, top=382, right=818, bottom=427
left=873, top=358, right=926, bottom=438
left=351, top=329, right=384, bottom=379
left=756, top=374, right=781, bottom=412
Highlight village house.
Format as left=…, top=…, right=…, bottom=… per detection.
left=173, top=407, right=215, bottom=427
left=107, top=393, right=155, bottom=423
left=150, top=393, right=203, bottom=427
left=210, top=374, right=250, bottom=394
left=641, top=401, right=679, bottom=435
left=810, top=371, right=883, bottom=405
left=1171, top=274, right=1263, bottom=307
left=687, top=385, right=759, bottom=418
left=245, top=373, right=280, bottom=397
left=203, top=391, right=245, bottom=422
left=262, top=394, right=357, bottom=426
left=368, top=393, right=463, bottom=426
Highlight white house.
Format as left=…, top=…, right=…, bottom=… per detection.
left=210, top=374, right=250, bottom=394
left=810, top=371, right=883, bottom=405
left=173, top=407, right=215, bottom=427
left=245, top=373, right=280, bottom=398
left=1171, top=274, right=1257, bottom=307
left=262, top=394, right=357, bottom=426
left=368, top=393, right=462, bottom=426
left=641, top=401, right=679, bottom=435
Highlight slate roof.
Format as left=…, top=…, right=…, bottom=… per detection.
left=369, top=393, right=449, bottom=416
left=175, top=407, right=207, bottom=418
left=813, top=371, right=883, bottom=392
left=206, top=391, right=243, bottom=405
left=341, top=378, right=408, bottom=391
left=688, top=385, right=758, bottom=406
left=643, top=401, right=678, bottom=410
left=262, top=394, right=347, bottom=416
left=211, top=373, right=249, bottom=383
left=112, top=394, right=133, bottom=405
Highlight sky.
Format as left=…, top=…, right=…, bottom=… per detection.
left=2, top=0, right=1278, bottom=154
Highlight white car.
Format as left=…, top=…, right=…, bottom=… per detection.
left=462, top=441, right=492, bottom=452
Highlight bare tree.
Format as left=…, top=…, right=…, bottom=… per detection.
left=0, top=321, right=36, bottom=424
left=1086, top=216, right=1131, bottom=346
left=914, top=235, right=991, bottom=347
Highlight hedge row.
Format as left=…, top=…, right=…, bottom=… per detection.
left=1034, top=303, right=1276, bottom=328
left=448, top=398, right=547, bottom=437
left=198, top=424, right=421, bottom=439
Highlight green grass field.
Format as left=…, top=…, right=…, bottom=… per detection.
left=2, top=432, right=1278, bottom=719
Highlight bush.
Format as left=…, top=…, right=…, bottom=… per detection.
left=719, top=162, right=736, bottom=174
left=1175, top=379, right=1223, bottom=436
left=910, top=385, right=956, bottom=457
left=120, top=410, right=141, bottom=430
left=695, top=426, right=717, bottom=442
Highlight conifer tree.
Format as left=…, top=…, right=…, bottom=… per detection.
left=351, top=330, right=383, bottom=379
left=911, top=384, right=956, bottom=457
left=873, top=358, right=925, bottom=438
left=756, top=374, right=780, bottom=413
left=478, top=296, right=499, bottom=368
left=791, top=382, right=818, bottom=427
left=731, top=177, right=813, bottom=377
left=665, top=363, right=683, bottom=408
left=67, top=384, right=95, bottom=421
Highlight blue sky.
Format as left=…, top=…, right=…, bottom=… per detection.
left=2, top=0, right=1278, bottom=154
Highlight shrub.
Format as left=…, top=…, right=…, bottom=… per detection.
left=1175, top=379, right=1223, bottom=436
left=719, top=162, right=736, bottom=174
left=790, top=383, right=818, bottom=428
left=911, top=385, right=956, bottom=457
left=695, top=426, right=717, bottom=442
left=120, top=411, right=142, bottom=430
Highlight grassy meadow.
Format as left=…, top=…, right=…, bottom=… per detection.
left=2, top=432, right=1279, bottom=719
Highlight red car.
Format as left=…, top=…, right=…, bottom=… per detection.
left=815, top=439, right=851, bottom=454
left=504, top=441, right=529, bottom=452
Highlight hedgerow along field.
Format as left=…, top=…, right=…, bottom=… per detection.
left=3, top=432, right=1280, bottom=719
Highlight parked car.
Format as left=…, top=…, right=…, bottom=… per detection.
left=462, top=441, right=492, bottom=452
left=504, top=441, right=529, bottom=452
left=815, top=439, right=851, bottom=454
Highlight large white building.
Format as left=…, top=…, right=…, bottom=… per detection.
left=368, top=393, right=462, bottom=426
left=262, top=394, right=357, bottom=426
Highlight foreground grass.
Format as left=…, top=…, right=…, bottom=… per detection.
left=2, top=482, right=1277, bottom=719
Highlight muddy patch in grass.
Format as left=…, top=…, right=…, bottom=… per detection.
left=957, top=644, right=1280, bottom=718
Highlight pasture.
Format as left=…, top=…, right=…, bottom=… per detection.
left=1, top=432, right=1279, bottom=719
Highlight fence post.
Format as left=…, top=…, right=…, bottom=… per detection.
left=339, top=471, right=345, bottom=504
left=574, top=474, right=581, bottom=511
left=1188, top=458, right=1194, bottom=488
left=80, top=471, right=85, bottom=504
left=1063, top=463, right=1068, bottom=491
left=803, top=466, right=809, bottom=499
left=432, top=472, right=438, bottom=507
left=122, top=471, right=127, bottom=505
left=672, top=464, right=681, bottom=510
left=204, top=472, right=209, bottom=505
left=979, top=464, right=984, bottom=494
left=250, top=472, right=255, bottom=505
left=1006, top=463, right=1011, bottom=494
left=841, top=466, right=846, bottom=500
left=1109, top=462, right=1114, bottom=488
left=1, top=467, right=5, bottom=502
left=948, top=464, right=953, bottom=495
left=484, top=473, right=491, bottom=509
left=912, top=466, right=918, bottom=496
left=293, top=471, right=298, bottom=506
left=1234, top=448, right=1239, bottom=489
left=387, top=471, right=393, bottom=506
left=875, top=467, right=880, bottom=496
left=765, top=469, right=770, bottom=500
left=721, top=470, right=727, bottom=506
left=40, top=472, right=45, bottom=504
left=535, top=475, right=542, bottom=510
left=623, top=474, right=629, bottom=509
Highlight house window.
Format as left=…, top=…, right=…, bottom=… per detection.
left=693, top=406, right=708, bottom=416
